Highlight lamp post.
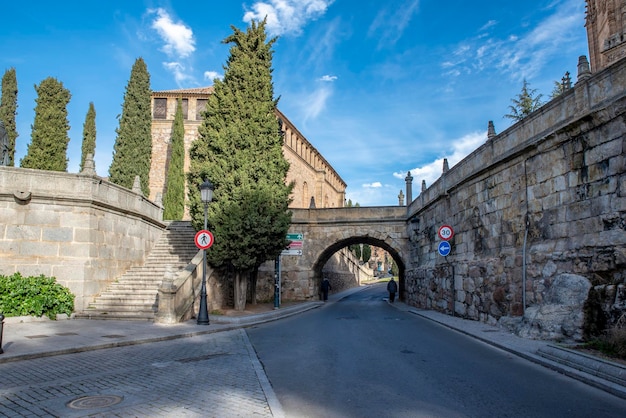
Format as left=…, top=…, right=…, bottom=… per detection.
left=197, top=179, right=214, bottom=325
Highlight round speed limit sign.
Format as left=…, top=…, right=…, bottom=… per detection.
left=438, top=225, right=454, bottom=241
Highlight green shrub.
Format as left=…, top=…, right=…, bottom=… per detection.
left=0, top=273, right=75, bottom=319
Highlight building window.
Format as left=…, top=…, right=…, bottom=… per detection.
left=196, top=99, right=208, bottom=120
left=181, top=98, right=189, bottom=120
left=154, top=98, right=167, bottom=119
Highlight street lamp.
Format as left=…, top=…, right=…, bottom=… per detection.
left=197, top=179, right=214, bottom=325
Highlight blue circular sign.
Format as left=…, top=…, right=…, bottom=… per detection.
left=438, top=241, right=451, bottom=257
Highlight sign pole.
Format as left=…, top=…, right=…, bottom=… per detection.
left=274, top=256, right=281, bottom=309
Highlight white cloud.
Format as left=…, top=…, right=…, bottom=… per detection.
left=319, top=74, right=337, bottom=82
left=368, top=0, right=420, bottom=49
left=442, top=0, right=584, bottom=82
left=204, top=71, right=223, bottom=82
left=147, top=8, right=198, bottom=87
left=393, top=131, right=486, bottom=187
left=163, top=62, right=195, bottom=85
left=150, top=8, right=195, bottom=59
left=363, top=182, right=382, bottom=188
left=479, top=19, right=497, bottom=31
left=346, top=183, right=396, bottom=207
left=243, top=0, right=334, bottom=37
left=299, top=86, right=332, bottom=120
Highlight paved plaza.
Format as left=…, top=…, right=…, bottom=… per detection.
left=0, top=329, right=283, bottom=417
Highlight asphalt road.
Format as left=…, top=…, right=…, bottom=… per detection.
left=246, top=283, right=626, bottom=418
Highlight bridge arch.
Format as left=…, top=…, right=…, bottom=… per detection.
left=280, top=207, right=409, bottom=301
left=312, top=236, right=406, bottom=299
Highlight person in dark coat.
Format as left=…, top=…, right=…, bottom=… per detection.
left=321, top=278, right=331, bottom=301
left=387, top=278, right=398, bottom=303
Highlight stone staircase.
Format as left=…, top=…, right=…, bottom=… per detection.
left=78, top=221, right=199, bottom=321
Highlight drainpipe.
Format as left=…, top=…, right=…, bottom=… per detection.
left=522, top=217, right=528, bottom=316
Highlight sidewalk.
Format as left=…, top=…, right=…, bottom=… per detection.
left=2, top=286, right=626, bottom=402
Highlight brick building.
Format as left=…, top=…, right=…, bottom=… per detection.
left=148, top=87, right=346, bottom=215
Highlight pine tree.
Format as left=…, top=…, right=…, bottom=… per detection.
left=20, top=77, right=71, bottom=171
left=0, top=68, right=18, bottom=166
left=80, top=102, right=96, bottom=172
left=109, top=57, right=152, bottom=195
left=504, top=79, right=544, bottom=122
left=550, top=71, right=572, bottom=99
left=163, top=98, right=185, bottom=220
left=188, top=19, right=293, bottom=310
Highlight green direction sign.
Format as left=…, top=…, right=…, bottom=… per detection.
left=286, top=233, right=303, bottom=240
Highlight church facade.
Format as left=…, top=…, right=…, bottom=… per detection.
left=148, top=87, right=346, bottom=215
left=586, top=0, right=626, bottom=71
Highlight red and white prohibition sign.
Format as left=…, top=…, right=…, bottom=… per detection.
left=438, top=225, right=454, bottom=241
left=194, top=230, right=214, bottom=250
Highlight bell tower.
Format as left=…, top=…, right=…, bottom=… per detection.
left=586, top=0, right=626, bottom=72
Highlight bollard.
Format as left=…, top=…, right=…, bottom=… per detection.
left=0, top=313, right=4, bottom=354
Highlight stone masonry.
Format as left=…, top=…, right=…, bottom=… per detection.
left=404, top=56, right=626, bottom=340
left=0, top=166, right=165, bottom=311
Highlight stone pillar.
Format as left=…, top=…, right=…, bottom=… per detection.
left=398, top=189, right=405, bottom=206
left=80, top=153, right=97, bottom=175
left=156, top=265, right=177, bottom=324
left=487, top=121, right=496, bottom=139
left=577, top=55, right=591, bottom=83
left=405, top=171, right=413, bottom=204
left=443, top=158, right=449, bottom=173
left=132, top=175, right=143, bottom=195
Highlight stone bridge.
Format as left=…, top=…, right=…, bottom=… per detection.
left=272, top=206, right=409, bottom=299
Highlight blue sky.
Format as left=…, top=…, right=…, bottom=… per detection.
left=1, top=0, right=588, bottom=206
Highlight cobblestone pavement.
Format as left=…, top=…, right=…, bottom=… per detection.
left=0, top=329, right=283, bottom=418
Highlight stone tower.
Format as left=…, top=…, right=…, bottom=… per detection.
left=586, top=0, right=626, bottom=71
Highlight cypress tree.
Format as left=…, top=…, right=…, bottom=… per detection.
left=0, top=68, right=18, bottom=166
left=109, top=57, right=152, bottom=195
left=80, top=102, right=96, bottom=172
left=188, top=19, right=293, bottom=310
left=20, top=77, right=71, bottom=171
left=163, top=98, right=185, bottom=220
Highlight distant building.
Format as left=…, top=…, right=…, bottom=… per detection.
left=148, top=87, right=346, bottom=215
left=586, top=0, right=626, bottom=72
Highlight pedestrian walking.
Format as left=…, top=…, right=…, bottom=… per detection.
left=387, top=278, right=397, bottom=303
left=321, top=277, right=331, bottom=301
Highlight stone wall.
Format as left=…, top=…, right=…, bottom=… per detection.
left=322, top=248, right=375, bottom=293
left=0, top=167, right=165, bottom=311
left=404, top=57, right=626, bottom=340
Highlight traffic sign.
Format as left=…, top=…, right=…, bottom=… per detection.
left=438, top=241, right=451, bottom=257
left=282, top=233, right=304, bottom=256
left=281, top=249, right=303, bottom=256
left=438, top=225, right=454, bottom=241
left=194, top=230, right=214, bottom=250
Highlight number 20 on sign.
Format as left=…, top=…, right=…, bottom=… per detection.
left=438, top=225, right=454, bottom=241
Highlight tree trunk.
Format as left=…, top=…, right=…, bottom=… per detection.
left=250, top=267, right=258, bottom=305
left=234, top=270, right=248, bottom=311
